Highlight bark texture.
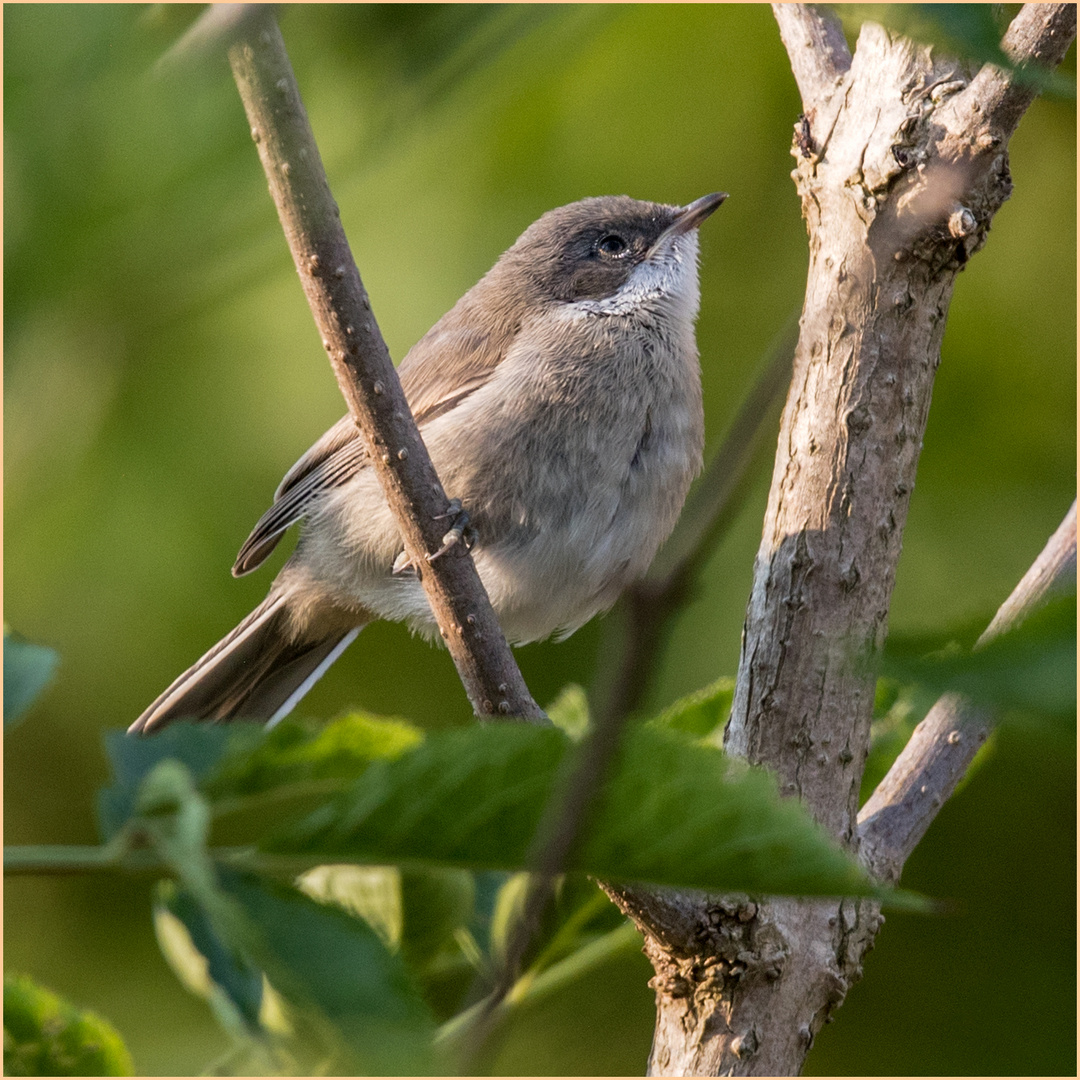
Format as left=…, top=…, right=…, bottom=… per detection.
left=629, top=6, right=1076, bottom=1074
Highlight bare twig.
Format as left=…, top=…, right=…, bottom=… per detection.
left=456, top=710, right=633, bottom=1071
left=771, top=3, right=851, bottom=112
left=457, top=326, right=802, bottom=1051
left=215, top=6, right=544, bottom=721
left=858, top=501, right=1076, bottom=881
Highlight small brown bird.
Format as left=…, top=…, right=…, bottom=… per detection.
left=131, top=192, right=726, bottom=734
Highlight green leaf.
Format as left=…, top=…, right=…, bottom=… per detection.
left=883, top=596, right=1077, bottom=720
left=399, top=868, right=476, bottom=970
left=582, top=725, right=871, bottom=896
left=3, top=630, right=58, bottom=727
left=217, top=867, right=438, bottom=1075
left=204, top=712, right=423, bottom=801
left=98, top=722, right=238, bottom=839
left=265, top=723, right=874, bottom=898
left=297, top=864, right=404, bottom=948
left=4, top=973, right=134, bottom=1076
left=154, top=879, right=264, bottom=1036
left=836, top=4, right=1075, bottom=97
left=653, top=677, right=735, bottom=738
left=546, top=684, right=591, bottom=741
left=267, top=724, right=563, bottom=872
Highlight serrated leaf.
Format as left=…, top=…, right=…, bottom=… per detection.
left=653, top=677, right=735, bottom=738
left=581, top=725, right=870, bottom=896
left=4, top=631, right=59, bottom=727
left=217, top=867, right=438, bottom=1075
left=265, top=723, right=873, bottom=898
left=269, top=725, right=564, bottom=872
left=4, top=973, right=134, bottom=1076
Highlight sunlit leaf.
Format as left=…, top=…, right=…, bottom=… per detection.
left=546, top=683, right=591, bottom=741
left=204, top=712, right=421, bottom=801
left=263, top=723, right=874, bottom=898
left=652, top=677, right=735, bottom=739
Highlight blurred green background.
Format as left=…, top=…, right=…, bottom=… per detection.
left=5, top=4, right=1074, bottom=1074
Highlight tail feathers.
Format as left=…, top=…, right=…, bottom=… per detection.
left=129, top=594, right=363, bottom=735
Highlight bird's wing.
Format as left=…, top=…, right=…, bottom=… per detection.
left=232, top=432, right=369, bottom=576
left=232, top=322, right=508, bottom=577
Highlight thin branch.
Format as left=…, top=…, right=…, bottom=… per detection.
left=945, top=3, right=1077, bottom=143
left=771, top=3, right=851, bottom=113
left=858, top=501, right=1077, bottom=882
left=212, top=6, right=543, bottom=721
left=456, top=682, right=645, bottom=1068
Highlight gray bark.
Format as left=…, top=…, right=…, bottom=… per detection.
left=618, top=6, right=1077, bottom=1074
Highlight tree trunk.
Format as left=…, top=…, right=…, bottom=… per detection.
left=611, top=6, right=1077, bottom=1074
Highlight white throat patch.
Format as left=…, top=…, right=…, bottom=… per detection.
left=567, top=231, right=701, bottom=319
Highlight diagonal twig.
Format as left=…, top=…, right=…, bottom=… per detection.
left=594, top=316, right=797, bottom=726
left=858, top=501, right=1076, bottom=882
left=179, top=5, right=544, bottom=722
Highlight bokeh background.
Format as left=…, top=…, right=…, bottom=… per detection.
left=5, top=4, right=1075, bottom=1075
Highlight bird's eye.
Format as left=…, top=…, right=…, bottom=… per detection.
left=596, top=233, right=628, bottom=256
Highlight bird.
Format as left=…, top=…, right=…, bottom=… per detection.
left=130, top=192, right=726, bottom=735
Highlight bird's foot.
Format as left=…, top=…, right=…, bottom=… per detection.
left=427, top=498, right=477, bottom=562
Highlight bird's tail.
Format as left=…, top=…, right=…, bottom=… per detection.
left=129, top=593, right=363, bottom=735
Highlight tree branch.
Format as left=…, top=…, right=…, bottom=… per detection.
left=209, top=6, right=544, bottom=721
left=771, top=4, right=851, bottom=113
left=634, top=5, right=1076, bottom=1073
left=858, top=501, right=1076, bottom=882
left=944, top=3, right=1077, bottom=144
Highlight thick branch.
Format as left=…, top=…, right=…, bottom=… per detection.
left=638, top=6, right=1075, bottom=1075
left=218, top=7, right=543, bottom=721
left=771, top=4, right=851, bottom=112
left=858, top=502, right=1076, bottom=881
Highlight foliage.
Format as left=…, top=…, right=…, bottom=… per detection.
left=4, top=974, right=134, bottom=1076
left=7, top=687, right=889, bottom=1072
left=4, top=4, right=1074, bottom=1075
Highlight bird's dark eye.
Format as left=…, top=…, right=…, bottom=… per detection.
left=596, top=233, right=628, bottom=256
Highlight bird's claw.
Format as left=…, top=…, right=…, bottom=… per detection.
left=427, top=499, right=476, bottom=562
left=391, top=550, right=416, bottom=576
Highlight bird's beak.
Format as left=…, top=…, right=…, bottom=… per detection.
left=663, top=191, right=728, bottom=241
